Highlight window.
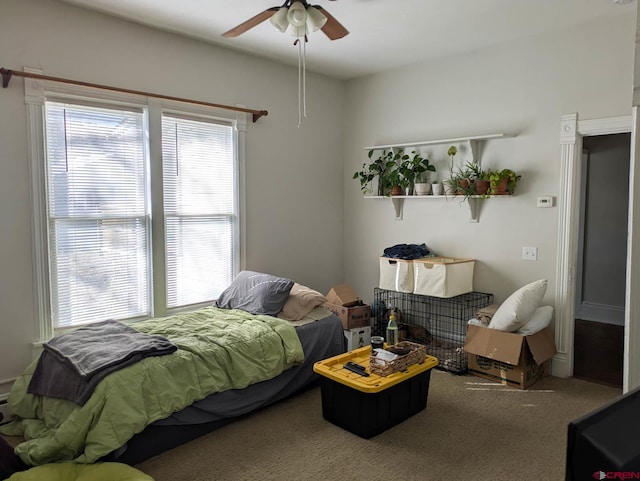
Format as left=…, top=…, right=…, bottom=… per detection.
left=162, top=115, right=235, bottom=308
left=32, top=88, right=242, bottom=332
left=45, top=102, right=150, bottom=327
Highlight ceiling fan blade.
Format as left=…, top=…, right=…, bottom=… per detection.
left=314, top=6, right=349, bottom=40
left=222, top=8, right=279, bottom=38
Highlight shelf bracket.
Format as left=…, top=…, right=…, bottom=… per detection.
left=391, top=198, right=404, bottom=220
left=468, top=198, right=480, bottom=223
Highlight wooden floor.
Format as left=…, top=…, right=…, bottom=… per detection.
left=573, top=319, right=624, bottom=388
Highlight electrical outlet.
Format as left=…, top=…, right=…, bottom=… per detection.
left=522, top=246, right=538, bottom=261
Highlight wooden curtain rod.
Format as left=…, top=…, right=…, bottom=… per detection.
left=0, top=68, right=268, bottom=122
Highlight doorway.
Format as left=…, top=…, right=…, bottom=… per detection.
left=573, top=133, right=630, bottom=388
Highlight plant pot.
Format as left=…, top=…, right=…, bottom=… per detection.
left=432, top=183, right=443, bottom=196
left=390, top=185, right=404, bottom=196
left=414, top=183, right=432, bottom=195
left=444, top=182, right=456, bottom=195
left=476, top=180, right=490, bottom=195
left=456, top=178, right=471, bottom=195
left=493, top=178, right=510, bottom=195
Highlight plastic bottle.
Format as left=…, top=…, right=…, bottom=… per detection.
left=386, top=314, right=399, bottom=346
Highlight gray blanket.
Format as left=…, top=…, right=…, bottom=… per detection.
left=28, top=320, right=176, bottom=405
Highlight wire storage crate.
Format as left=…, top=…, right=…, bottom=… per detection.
left=372, top=288, right=494, bottom=374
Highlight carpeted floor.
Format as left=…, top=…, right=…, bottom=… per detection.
left=136, top=371, right=621, bottom=481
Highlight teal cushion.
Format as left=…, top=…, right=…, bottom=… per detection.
left=8, top=462, right=154, bottom=481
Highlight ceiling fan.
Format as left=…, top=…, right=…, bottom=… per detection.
left=222, top=0, right=349, bottom=40
left=222, top=1, right=348, bottom=127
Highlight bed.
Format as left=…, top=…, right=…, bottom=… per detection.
left=0, top=272, right=347, bottom=468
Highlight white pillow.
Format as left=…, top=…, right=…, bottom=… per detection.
left=516, top=305, right=554, bottom=335
left=488, top=279, right=548, bottom=332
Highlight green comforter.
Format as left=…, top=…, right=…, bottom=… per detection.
left=0, top=307, right=304, bottom=465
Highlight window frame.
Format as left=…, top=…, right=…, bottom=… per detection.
left=24, top=69, right=246, bottom=341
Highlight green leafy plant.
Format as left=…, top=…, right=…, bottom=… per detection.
left=412, top=151, right=437, bottom=183
left=353, top=149, right=396, bottom=195
left=445, top=165, right=476, bottom=199
left=488, top=168, right=521, bottom=194
left=464, top=160, right=487, bottom=180
left=385, top=150, right=410, bottom=193
left=400, top=150, right=437, bottom=187
left=387, top=164, right=410, bottom=190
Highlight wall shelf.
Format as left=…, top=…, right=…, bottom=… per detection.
left=363, top=133, right=511, bottom=151
left=364, top=194, right=512, bottom=222
left=362, top=132, right=517, bottom=222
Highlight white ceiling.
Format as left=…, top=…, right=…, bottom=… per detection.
left=60, top=0, right=636, bottom=80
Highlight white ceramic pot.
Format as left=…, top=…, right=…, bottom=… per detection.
left=414, top=183, right=432, bottom=195
left=444, top=182, right=456, bottom=195
left=431, top=183, right=444, bottom=196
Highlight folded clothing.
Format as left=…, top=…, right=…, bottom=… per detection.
left=28, top=320, right=177, bottom=405
left=382, top=243, right=430, bottom=260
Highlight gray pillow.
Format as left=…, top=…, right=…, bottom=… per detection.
left=215, top=270, right=294, bottom=316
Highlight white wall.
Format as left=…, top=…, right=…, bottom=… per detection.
left=343, top=13, right=635, bottom=312
left=0, top=0, right=344, bottom=394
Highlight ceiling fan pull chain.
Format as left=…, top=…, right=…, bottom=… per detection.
left=303, top=35, right=307, bottom=119
left=296, top=38, right=302, bottom=127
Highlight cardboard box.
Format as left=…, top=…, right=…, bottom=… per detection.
left=324, top=302, right=371, bottom=330
left=326, top=284, right=360, bottom=307
left=344, top=326, right=371, bottom=351
left=464, top=324, right=557, bottom=389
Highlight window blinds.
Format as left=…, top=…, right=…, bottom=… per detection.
left=162, top=115, right=235, bottom=308
left=45, top=102, right=150, bottom=327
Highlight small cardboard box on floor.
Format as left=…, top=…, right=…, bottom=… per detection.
left=324, top=284, right=371, bottom=330
left=464, top=324, right=557, bottom=389
left=343, top=326, right=371, bottom=351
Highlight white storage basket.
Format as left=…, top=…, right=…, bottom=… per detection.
left=412, top=257, right=475, bottom=298
left=378, top=257, right=414, bottom=293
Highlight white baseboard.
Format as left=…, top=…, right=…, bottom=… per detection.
left=552, top=352, right=571, bottom=378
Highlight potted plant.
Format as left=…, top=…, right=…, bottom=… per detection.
left=386, top=161, right=410, bottom=196
left=455, top=163, right=475, bottom=195
left=414, top=171, right=433, bottom=195
left=489, top=168, right=521, bottom=195
left=444, top=145, right=458, bottom=195
left=465, top=161, right=490, bottom=196
left=405, top=151, right=436, bottom=195
left=431, top=179, right=443, bottom=196
left=353, top=149, right=396, bottom=195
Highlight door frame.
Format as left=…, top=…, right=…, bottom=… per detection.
left=554, top=113, right=639, bottom=393
left=575, top=135, right=629, bottom=327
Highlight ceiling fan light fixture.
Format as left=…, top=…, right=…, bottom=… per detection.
left=270, top=6, right=290, bottom=33
left=306, top=7, right=327, bottom=32
left=289, top=24, right=308, bottom=38
left=287, top=2, right=307, bottom=27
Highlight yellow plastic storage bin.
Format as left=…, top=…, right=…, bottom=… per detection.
left=313, top=346, right=438, bottom=437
